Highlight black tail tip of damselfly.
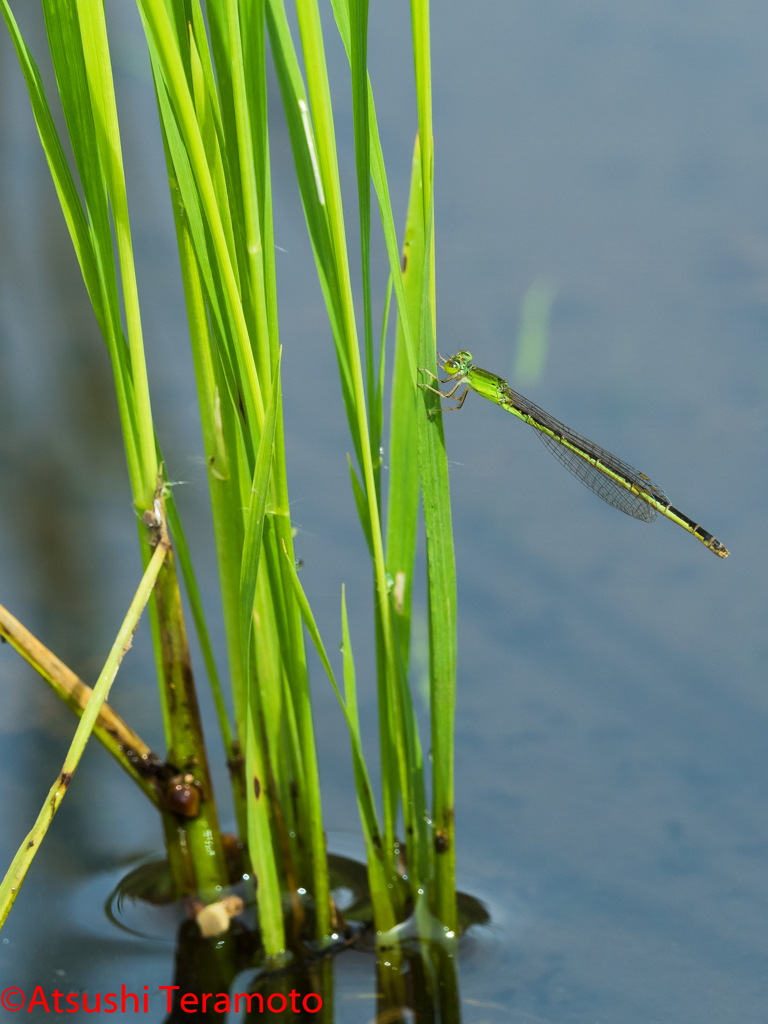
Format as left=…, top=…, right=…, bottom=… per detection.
left=706, top=537, right=729, bottom=559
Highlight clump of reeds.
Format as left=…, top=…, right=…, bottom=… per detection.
left=0, top=0, right=459, bottom=981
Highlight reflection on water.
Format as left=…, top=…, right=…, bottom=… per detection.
left=2, top=1, right=768, bottom=1022
left=55, top=849, right=489, bottom=1024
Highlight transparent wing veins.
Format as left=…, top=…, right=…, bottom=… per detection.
left=501, top=384, right=668, bottom=523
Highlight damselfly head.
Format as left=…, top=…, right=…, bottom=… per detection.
left=443, top=350, right=473, bottom=377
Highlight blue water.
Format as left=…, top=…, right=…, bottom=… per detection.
left=2, top=2, right=767, bottom=1021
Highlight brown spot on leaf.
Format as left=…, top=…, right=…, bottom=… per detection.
left=253, top=777, right=261, bottom=799
left=434, top=829, right=450, bottom=853
left=59, top=772, right=73, bottom=790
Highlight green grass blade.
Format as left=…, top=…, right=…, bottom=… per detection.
left=138, top=0, right=266, bottom=439
left=348, top=0, right=376, bottom=476
left=387, top=137, right=425, bottom=670
left=415, top=199, right=457, bottom=931
left=2, top=0, right=147, bottom=502
left=376, top=275, right=392, bottom=433
left=187, top=22, right=241, bottom=289
left=0, top=0, right=101, bottom=324
left=327, top=0, right=418, bottom=384
left=222, top=0, right=272, bottom=386
left=282, top=559, right=383, bottom=861
left=269, top=527, right=332, bottom=940
left=378, top=141, right=426, bottom=866
left=340, top=587, right=400, bottom=933
left=151, top=64, right=232, bottom=372
left=244, top=674, right=285, bottom=957
left=280, top=547, right=387, bottom=934
left=410, top=0, right=433, bottom=238
left=408, top=0, right=458, bottom=931
left=203, top=0, right=249, bottom=268
left=348, top=455, right=374, bottom=559
left=238, top=354, right=289, bottom=955
left=240, top=350, right=282, bottom=669
left=240, top=1, right=281, bottom=364
left=265, top=0, right=363, bottom=470
left=74, top=0, right=158, bottom=502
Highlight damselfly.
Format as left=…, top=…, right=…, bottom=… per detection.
left=421, top=351, right=729, bottom=558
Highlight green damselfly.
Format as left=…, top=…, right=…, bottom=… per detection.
left=422, top=351, right=729, bottom=558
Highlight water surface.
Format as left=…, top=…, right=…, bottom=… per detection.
left=1, top=2, right=767, bottom=1021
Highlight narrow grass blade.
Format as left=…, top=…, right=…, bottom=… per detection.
left=327, top=0, right=418, bottom=382
left=240, top=350, right=282, bottom=668
left=341, top=587, right=400, bottom=934
left=138, top=0, right=266, bottom=440
left=74, top=0, right=158, bottom=502
left=348, top=0, right=376, bottom=472
left=265, top=0, right=363, bottom=470
left=410, top=0, right=434, bottom=238
left=0, top=533, right=170, bottom=929
left=3, top=0, right=146, bottom=501
left=0, top=0, right=101, bottom=323
left=348, top=455, right=374, bottom=559
left=239, top=354, right=286, bottom=956
left=406, top=0, right=458, bottom=930
left=0, top=604, right=161, bottom=808
left=415, top=199, right=457, bottom=930
left=282, top=554, right=387, bottom=877
left=221, top=0, right=273, bottom=386
left=387, top=137, right=425, bottom=669
left=244, top=657, right=286, bottom=958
